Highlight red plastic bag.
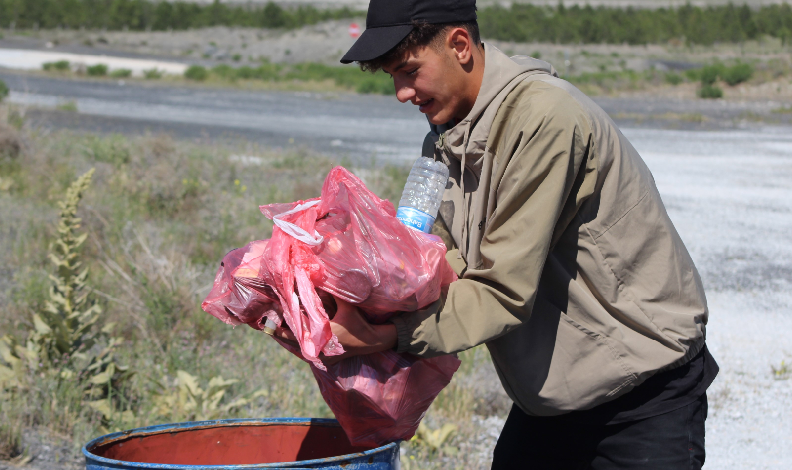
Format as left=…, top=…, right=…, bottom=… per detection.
left=202, top=167, right=460, bottom=446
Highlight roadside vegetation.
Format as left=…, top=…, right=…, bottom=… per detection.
left=38, top=54, right=775, bottom=99
left=3, top=0, right=792, bottom=46
left=0, top=106, right=506, bottom=468
left=40, top=59, right=395, bottom=95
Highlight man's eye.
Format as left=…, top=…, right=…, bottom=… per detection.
left=406, top=68, right=418, bottom=76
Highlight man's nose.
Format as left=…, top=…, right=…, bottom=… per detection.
left=394, top=78, right=415, bottom=104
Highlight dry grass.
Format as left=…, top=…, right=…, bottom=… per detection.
left=0, top=105, right=508, bottom=469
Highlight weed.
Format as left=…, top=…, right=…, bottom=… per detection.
left=664, top=72, right=683, bottom=86
left=699, top=84, right=724, bottom=99
left=86, top=64, right=108, bottom=77
left=143, top=68, right=163, bottom=79
left=0, top=121, right=21, bottom=158
left=0, top=417, right=23, bottom=460
left=43, top=60, right=70, bottom=72
left=722, top=62, right=754, bottom=86
left=29, top=169, right=100, bottom=364
left=685, top=68, right=701, bottom=81
left=110, top=69, right=132, bottom=78
left=771, top=360, right=790, bottom=380
left=83, top=134, right=131, bottom=166
left=148, top=370, right=266, bottom=423
left=0, top=79, right=8, bottom=101
left=699, top=64, right=723, bottom=86
left=772, top=106, right=792, bottom=114
left=184, top=65, right=208, bottom=81
left=56, top=101, right=78, bottom=112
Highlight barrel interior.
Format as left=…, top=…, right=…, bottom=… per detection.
left=89, top=423, right=372, bottom=466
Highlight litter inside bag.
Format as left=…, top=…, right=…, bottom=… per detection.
left=202, top=166, right=460, bottom=446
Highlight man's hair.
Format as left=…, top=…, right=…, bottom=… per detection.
left=359, top=20, right=481, bottom=73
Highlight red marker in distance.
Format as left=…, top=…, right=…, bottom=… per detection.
left=348, top=23, right=361, bottom=38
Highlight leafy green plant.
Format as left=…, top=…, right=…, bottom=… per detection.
left=184, top=65, right=208, bottom=81
left=86, top=64, right=108, bottom=76
left=83, top=134, right=131, bottom=166
left=413, top=422, right=458, bottom=456
left=0, top=79, right=8, bottom=101
left=143, top=68, right=163, bottom=79
left=664, top=72, right=683, bottom=86
left=685, top=68, right=701, bottom=81
left=43, top=60, right=70, bottom=72
left=28, top=169, right=103, bottom=366
left=699, top=84, right=724, bottom=98
left=149, top=370, right=266, bottom=422
left=722, top=62, right=754, bottom=86
left=109, top=68, right=132, bottom=78
left=699, top=64, right=723, bottom=86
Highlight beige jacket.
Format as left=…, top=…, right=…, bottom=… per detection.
left=390, top=44, right=708, bottom=416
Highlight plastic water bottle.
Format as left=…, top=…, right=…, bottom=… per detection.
left=397, top=157, right=449, bottom=233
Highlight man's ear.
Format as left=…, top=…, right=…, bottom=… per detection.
left=446, top=27, right=473, bottom=66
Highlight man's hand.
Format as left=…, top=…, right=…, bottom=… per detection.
left=323, top=298, right=397, bottom=365
left=271, top=297, right=397, bottom=366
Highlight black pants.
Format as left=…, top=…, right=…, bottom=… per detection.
left=491, top=394, right=707, bottom=470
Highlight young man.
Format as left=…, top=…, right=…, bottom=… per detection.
left=287, top=0, right=719, bottom=467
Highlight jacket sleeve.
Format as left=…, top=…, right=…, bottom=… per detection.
left=391, top=98, right=594, bottom=357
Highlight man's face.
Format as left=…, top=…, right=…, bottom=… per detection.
left=382, top=42, right=471, bottom=125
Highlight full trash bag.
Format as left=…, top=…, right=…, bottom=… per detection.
left=202, top=166, right=460, bottom=446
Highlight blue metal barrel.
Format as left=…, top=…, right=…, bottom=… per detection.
left=83, top=418, right=399, bottom=470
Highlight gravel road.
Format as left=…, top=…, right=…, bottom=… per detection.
left=2, top=71, right=790, bottom=165
left=1, top=71, right=790, bottom=469
left=633, top=128, right=792, bottom=469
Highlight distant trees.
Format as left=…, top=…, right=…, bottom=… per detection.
left=478, top=2, right=792, bottom=46
left=0, top=0, right=358, bottom=31
left=0, top=0, right=789, bottom=46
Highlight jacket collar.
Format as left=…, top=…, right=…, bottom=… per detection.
left=441, top=43, right=558, bottom=169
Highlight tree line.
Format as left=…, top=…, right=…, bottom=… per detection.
left=0, top=0, right=791, bottom=46
left=0, top=0, right=358, bottom=30
left=478, top=2, right=792, bottom=45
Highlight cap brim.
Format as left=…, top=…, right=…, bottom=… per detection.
left=340, top=24, right=414, bottom=64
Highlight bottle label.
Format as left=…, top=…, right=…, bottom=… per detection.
left=397, top=206, right=435, bottom=233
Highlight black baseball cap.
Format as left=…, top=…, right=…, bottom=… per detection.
left=340, top=0, right=477, bottom=64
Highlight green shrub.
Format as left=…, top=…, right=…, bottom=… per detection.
left=143, top=68, right=163, bottom=79
left=699, top=84, right=724, bottom=98
left=356, top=76, right=393, bottom=95
left=211, top=64, right=235, bottom=80
left=232, top=54, right=242, bottom=62
left=184, top=65, right=208, bottom=81
left=110, top=68, right=132, bottom=78
left=699, top=64, right=723, bottom=86
left=86, top=63, right=108, bottom=76
left=0, top=79, right=8, bottom=101
left=664, top=72, right=683, bottom=86
left=43, top=60, right=70, bottom=72
left=253, top=63, right=281, bottom=81
left=84, top=134, right=131, bottom=166
left=235, top=66, right=255, bottom=79
left=722, top=62, right=754, bottom=86
left=685, top=68, right=700, bottom=81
